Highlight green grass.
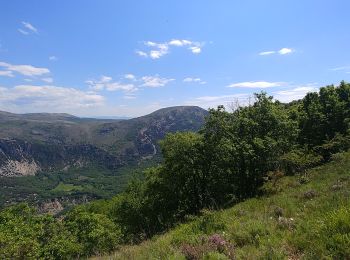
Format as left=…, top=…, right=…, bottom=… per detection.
left=52, top=182, right=84, bottom=193
left=95, top=152, right=350, bottom=260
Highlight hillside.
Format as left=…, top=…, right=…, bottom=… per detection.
left=98, top=151, right=350, bottom=259
left=0, top=105, right=207, bottom=176
left=0, top=106, right=207, bottom=209
left=1, top=83, right=349, bottom=259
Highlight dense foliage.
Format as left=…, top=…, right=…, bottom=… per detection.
left=1, top=81, right=350, bottom=258
left=111, top=150, right=350, bottom=259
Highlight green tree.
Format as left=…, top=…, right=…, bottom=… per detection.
left=65, top=209, right=121, bottom=256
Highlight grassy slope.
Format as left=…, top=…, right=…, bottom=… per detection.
left=98, top=152, right=350, bottom=259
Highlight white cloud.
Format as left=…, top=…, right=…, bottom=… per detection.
left=168, top=39, right=192, bottom=46
left=49, top=56, right=58, bottom=61
left=259, top=48, right=294, bottom=56
left=144, top=42, right=169, bottom=59
left=183, top=77, right=206, bottom=84
left=18, top=29, right=29, bottom=35
left=0, top=71, right=14, bottom=77
left=100, top=75, right=112, bottom=83
left=227, top=81, right=284, bottom=88
left=86, top=75, right=137, bottom=92
left=184, top=77, right=200, bottom=82
left=0, top=61, right=50, bottom=77
left=150, top=49, right=168, bottom=59
left=18, top=22, right=38, bottom=35
left=124, top=74, right=136, bottom=80
left=187, top=83, right=319, bottom=109
left=123, top=95, right=137, bottom=100
left=0, top=85, right=104, bottom=113
left=135, top=50, right=148, bottom=58
left=273, top=85, right=318, bottom=102
left=331, top=66, right=350, bottom=72
left=137, top=39, right=203, bottom=59
left=259, top=51, right=275, bottom=56
left=141, top=75, right=175, bottom=87
left=278, top=48, right=293, bottom=55
left=87, top=74, right=174, bottom=92
left=186, top=94, right=251, bottom=109
left=41, top=77, right=53, bottom=83
left=105, top=83, right=136, bottom=92
left=22, top=22, right=38, bottom=33
left=189, top=46, right=201, bottom=54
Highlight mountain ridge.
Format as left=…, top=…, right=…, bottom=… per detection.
left=0, top=106, right=208, bottom=177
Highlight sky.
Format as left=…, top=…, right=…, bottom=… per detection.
left=0, top=0, right=350, bottom=117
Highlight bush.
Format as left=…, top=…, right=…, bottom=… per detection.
left=261, top=171, right=284, bottom=195
left=279, top=149, right=322, bottom=175
left=317, top=134, right=350, bottom=161
left=65, top=209, right=121, bottom=256
left=0, top=203, right=82, bottom=259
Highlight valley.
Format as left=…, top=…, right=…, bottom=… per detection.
left=0, top=106, right=207, bottom=210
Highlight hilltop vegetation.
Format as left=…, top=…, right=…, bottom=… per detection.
left=1, top=81, right=350, bottom=259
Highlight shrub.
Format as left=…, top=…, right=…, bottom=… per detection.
left=261, top=171, right=284, bottom=195
left=279, top=149, right=322, bottom=175
left=65, top=209, right=121, bottom=256
left=303, top=190, right=317, bottom=200
left=180, top=234, right=234, bottom=260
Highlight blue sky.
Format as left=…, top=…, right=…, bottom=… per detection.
left=0, top=0, right=350, bottom=117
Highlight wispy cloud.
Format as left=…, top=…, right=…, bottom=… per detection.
left=0, top=85, right=104, bottom=112
left=136, top=39, right=204, bottom=59
left=227, top=81, right=284, bottom=88
left=259, top=51, right=275, bottom=56
left=273, top=84, right=318, bottom=102
left=186, top=94, right=251, bottom=109
left=49, top=56, right=58, bottom=61
left=123, top=95, right=137, bottom=100
left=41, top=77, right=53, bottom=83
left=188, top=83, right=319, bottom=109
left=331, top=66, right=350, bottom=73
left=183, top=77, right=206, bottom=84
left=87, top=74, right=174, bottom=92
left=141, top=75, right=175, bottom=87
left=22, top=22, right=38, bottom=33
left=86, top=75, right=137, bottom=92
left=278, top=48, right=292, bottom=55
left=0, top=71, right=14, bottom=77
left=135, top=50, right=148, bottom=57
left=18, top=29, right=29, bottom=35
left=18, top=21, right=38, bottom=35
left=0, top=61, right=50, bottom=77
left=259, top=47, right=294, bottom=56
left=124, top=74, right=136, bottom=80
left=145, top=41, right=169, bottom=59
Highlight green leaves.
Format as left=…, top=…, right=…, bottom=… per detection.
left=0, top=203, right=81, bottom=259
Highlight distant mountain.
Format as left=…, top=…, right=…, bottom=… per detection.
left=0, top=106, right=208, bottom=177
left=91, top=116, right=131, bottom=120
